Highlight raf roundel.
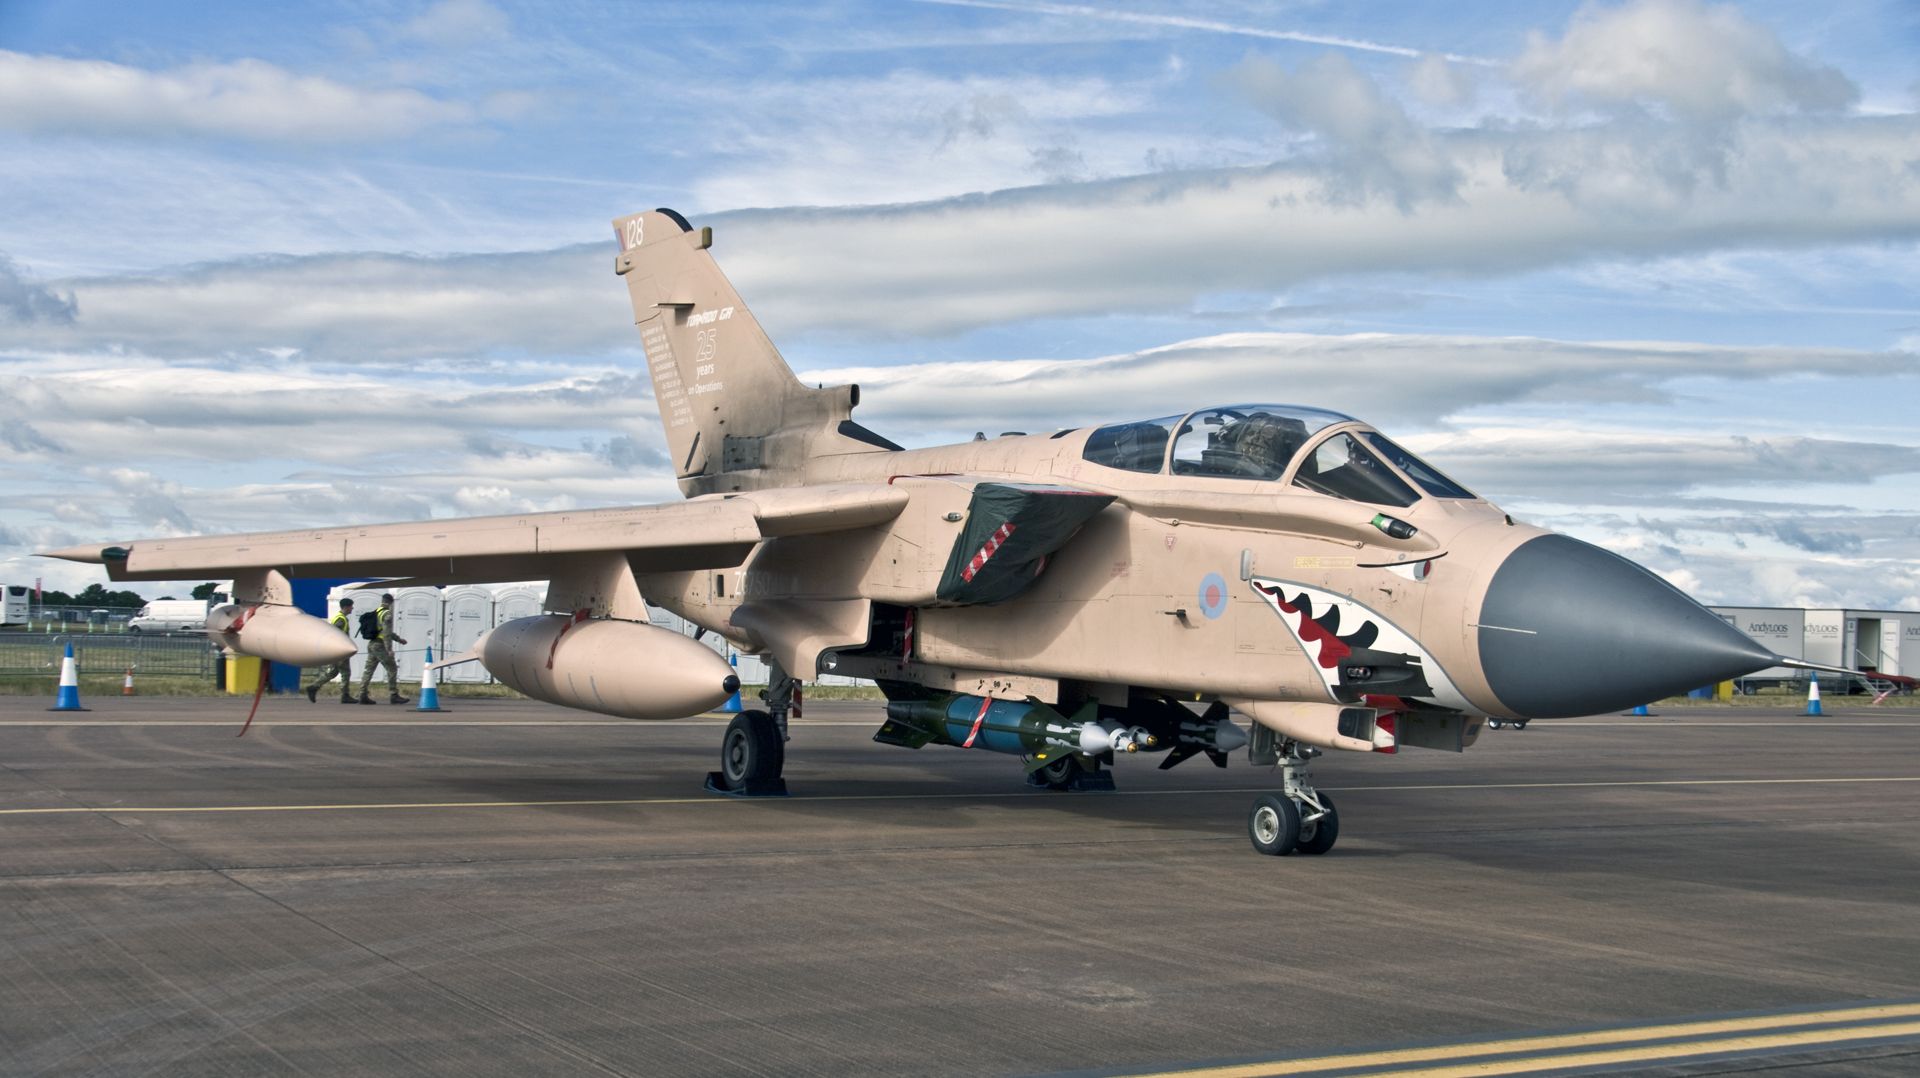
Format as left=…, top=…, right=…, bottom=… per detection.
left=1198, top=572, right=1229, bottom=620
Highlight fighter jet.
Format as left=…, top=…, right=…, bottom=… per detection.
left=46, top=208, right=1795, bottom=856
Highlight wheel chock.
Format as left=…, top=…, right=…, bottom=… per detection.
left=1024, top=768, right=1116, bottom=792
left=704, top=772, right=790, bottom=797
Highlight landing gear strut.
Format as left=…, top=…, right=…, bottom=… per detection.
left=705, top=658, right=794, bottom=797
left=1247, top=739, right=1340, bottom=856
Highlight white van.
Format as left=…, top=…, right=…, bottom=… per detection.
left=128, top=599, right=210, bottom=634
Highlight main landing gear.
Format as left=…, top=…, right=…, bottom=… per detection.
left=705, top=660, right=796, bottom=797
left=1248, top=740, right=1340, bottom=856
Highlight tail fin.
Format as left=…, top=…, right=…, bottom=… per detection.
left=612, top=209, right=897, bottom=495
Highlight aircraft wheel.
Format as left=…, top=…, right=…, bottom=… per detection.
left=1034, top=755, right=1082, bottom=790
left=1295, top=793, right=1339, bottom=855
left=1248, top=794, right=1300, bottom=856
left=720, top=710, right=784, bottom=790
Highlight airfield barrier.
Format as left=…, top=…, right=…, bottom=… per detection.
left=0, top=633, right=220, bottom=679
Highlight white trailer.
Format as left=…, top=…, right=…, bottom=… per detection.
left=1844, top=610, right=1906, bottom=678
left=1801, top=608, right=1915, bottom=692
left=1709, top=606, right=1803, bottom=689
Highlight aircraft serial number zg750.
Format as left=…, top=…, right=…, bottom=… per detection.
left=48, top=208, right=1791, bottom=857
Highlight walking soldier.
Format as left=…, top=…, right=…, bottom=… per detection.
left=357, top=592, right=410, bottom=705
left=305, top=597, right=356, bottom=704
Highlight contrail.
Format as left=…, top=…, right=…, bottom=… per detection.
left=914, top=0, right=1499, bottom=65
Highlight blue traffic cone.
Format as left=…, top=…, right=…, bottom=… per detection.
left=1804, top=672, right=1823, bottom=717
left=720, top=652, right=742, bottom=713
left=49, top=642, right=89, bottom=712
left=411, top=645, right=447, bottom=713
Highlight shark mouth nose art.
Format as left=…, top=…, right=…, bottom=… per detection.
left=1251, top=578, right=1473, bottom=712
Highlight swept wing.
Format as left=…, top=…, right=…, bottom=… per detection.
left=42, top=484, right=909, bottom=583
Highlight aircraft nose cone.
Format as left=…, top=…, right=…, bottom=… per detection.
left=1476, top=535, right=1775, bottom=718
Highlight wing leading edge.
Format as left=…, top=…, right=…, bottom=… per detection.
left=40, top=484, right=910, bottom=583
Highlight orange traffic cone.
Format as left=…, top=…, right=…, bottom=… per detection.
left=122, top=666, right=135, bottom=696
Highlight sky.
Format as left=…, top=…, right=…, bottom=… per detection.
left=0, top=0, right=1917, bottom=609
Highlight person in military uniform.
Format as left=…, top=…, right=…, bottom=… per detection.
left=305, top=597, right=356, bottom=704
left=357, top=592, right=410, bottom=704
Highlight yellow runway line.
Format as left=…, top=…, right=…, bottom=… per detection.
left=1369, top=1020, right=1920, bottom=1077
left=3, top=774, right=1920, bottom=816
left=1128, top=1003, right=1920, bottom=1077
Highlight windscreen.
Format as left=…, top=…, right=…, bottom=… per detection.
left=1364, top=432, right=1475, bottom=499
left=1292, top=432, right=1420, bottom=508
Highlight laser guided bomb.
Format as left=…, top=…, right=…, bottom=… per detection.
left=877, top=693, right=1249, bottom=787
left=477, top=615, right=740, bottom=721
left=46, top=206, right=1825, bottom=858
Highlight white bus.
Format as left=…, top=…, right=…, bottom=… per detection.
left=1, top=584, right=29, bottom=625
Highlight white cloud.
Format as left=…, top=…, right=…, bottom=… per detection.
left=1224, top=52, right=1462, bottom=208
left=12, top=101, right=1918, bottom=357
left=11, top=246, right=616, bottom=360
left=0, top=255, right=77, bottom=324
left=0, top=141, right=602, bottom=276
left=1513, top=0, right=1857, bottom=122
left=0, top=348, right=678, bottom=554
left=401, top=0, right=512, bottom=47
left=1407, top=426, right=1920, bottom=500
left=0, top=50, right=473, bottom=143
left=1407, top=53, right=1478, bottom=108
left=1531, top=507, right=1920, bottom=610
left=689, top=69, right=1179, bottom=209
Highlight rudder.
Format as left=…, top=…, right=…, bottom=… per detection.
left=612, top=209, right=891, bottom=495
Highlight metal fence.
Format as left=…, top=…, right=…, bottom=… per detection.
left=0, top=633, right=221, bottom=678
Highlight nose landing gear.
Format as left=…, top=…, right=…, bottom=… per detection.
left=1247, top=739, right=1340, bottom=856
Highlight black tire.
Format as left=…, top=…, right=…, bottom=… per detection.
left=1248, top=794, right=1301, bottom=856
left=1295, top=792, right=1339, bottom=855
left=1034, top=755, right=1081, bottom=790
left=720, top=710, right=783, bottom=790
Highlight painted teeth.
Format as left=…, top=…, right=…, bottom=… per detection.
left=1283, top=588, right=1378, bottom=651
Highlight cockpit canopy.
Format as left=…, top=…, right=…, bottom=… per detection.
left=1080, top=404, right=1475, bottom=508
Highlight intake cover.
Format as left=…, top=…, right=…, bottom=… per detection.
left=935, top=483, right=1114, bottom=605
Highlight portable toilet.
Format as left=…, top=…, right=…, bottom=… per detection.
left=493, top=584, right=544, bottom=624
left=441, top=585, right=495, bottom=683
left=391, top=588, right=442, bottom=684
